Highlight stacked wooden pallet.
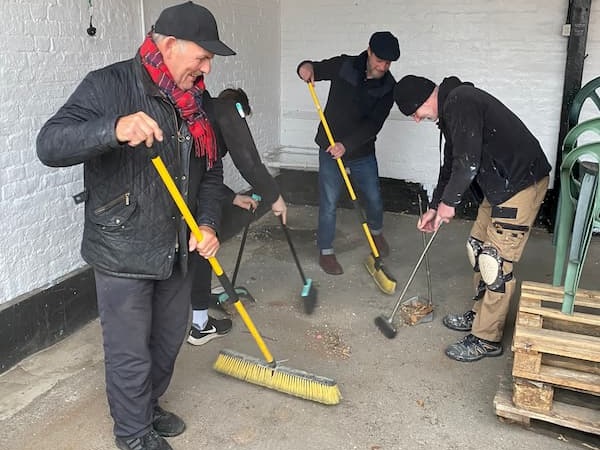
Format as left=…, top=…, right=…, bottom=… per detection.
left=494, top=281, right=600, bottom=435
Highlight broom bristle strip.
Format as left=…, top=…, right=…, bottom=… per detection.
left=214, top=350, right=341, bottom=405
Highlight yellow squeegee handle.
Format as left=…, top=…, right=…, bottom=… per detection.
left=307, top=82, right=380, bottom=259
left=150, top=154, right=275, bottom=365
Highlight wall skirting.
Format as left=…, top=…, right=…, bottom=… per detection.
left=0, top=267, right=98, bottom=374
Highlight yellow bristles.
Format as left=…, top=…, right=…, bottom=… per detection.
left=364, top=254, right=397, bottom=295
left=214, top=349, right=341, bottom=405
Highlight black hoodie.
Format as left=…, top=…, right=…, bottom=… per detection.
left=431, top=76, right=551, bottom=208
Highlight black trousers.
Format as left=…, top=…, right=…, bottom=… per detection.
left=95, top=265, right=191, bottom=438
left=190, top=252, right=212, bottom=311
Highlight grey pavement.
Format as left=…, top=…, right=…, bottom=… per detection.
left=1, top=205, right=599, bottom=450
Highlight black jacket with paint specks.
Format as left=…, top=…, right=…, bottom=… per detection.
left=431, top=76, right=551, bottom=208
left=36, top=55, right=224, bottom=280
left=298, top=51, right=396, bottom=160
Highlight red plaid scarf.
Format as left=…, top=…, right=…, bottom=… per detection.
left=139, top=35, right=217, bottom=168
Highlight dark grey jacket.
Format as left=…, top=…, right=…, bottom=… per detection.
left=37, top=55, right=223, bottom=279
left=298, top=51, right=395, bottom=160
left=432, top=76, right=551, bottom=208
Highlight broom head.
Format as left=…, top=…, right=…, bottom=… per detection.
left=364, top=254, right=397, bottom=295
left=214, top=349, right=341, bottom=405
left=374, top=315, right=397, bottom=339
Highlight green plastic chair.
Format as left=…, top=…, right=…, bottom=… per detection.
left=568, top=75, right=600, bottom=129
left=551, top=75, right=600, bottom=314
left=552, top=124, right=600, bottom=313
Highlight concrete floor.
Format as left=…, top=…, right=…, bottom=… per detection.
left=1, top=205, right=599, bottom=450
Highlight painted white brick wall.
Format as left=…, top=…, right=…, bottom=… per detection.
left=0, top=0, right=280, bottom=304
left=279, top=0, right=600, bottom=197
left=3, top=0, right=599, bottom=304
left=0, top=0, right=142, bottom=304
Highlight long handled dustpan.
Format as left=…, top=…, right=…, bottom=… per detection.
left=214, top=194, right=262, bottom=312
left=149, top=152, right=340, bottom=405
left=375, top=224, right=442, bottom=338
left=400, top=194, right=434, bottom=325
left=279, top=216, right=318, bottom=314
left=307, top=82, right=396, bottom=295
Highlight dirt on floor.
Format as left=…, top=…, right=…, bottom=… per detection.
left=2, top=206, right=600, bottom=450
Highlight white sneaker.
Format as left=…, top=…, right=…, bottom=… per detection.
left=187, top=316, right=232, bottom=346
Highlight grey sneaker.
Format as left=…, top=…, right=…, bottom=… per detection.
left=445, top=334, right=503, bottom=362
left=442, top=310, right=475, bottom=331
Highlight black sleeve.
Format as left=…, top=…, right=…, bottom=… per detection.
left=297, top=56, right=344, bottom=82
left=37, top=72, right=122, bottom=167
left=439, top=100, right=483, bottom=206
left=195, top=156, right=224, bottom=232
left=214, top=99, right=280, bottom=205
left=222, top=184, right=236, bottom=205
left=430, top=135, right=454, bottom=208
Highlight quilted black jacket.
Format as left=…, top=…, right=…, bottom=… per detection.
left=37, top=55, right=224, bottom=279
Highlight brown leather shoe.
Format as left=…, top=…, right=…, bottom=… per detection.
left=372, top=234, right=390, bottom=257
left=319, top=254, right=343, bottom=275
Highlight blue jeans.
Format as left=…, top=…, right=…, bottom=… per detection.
left=318, top=150, right=383, bottom=252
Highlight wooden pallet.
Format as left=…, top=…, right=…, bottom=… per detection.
left=493, top=281, right=600, bottom=434
left=494, top=374, right=600, bottom=435
left=512, top=281, right=600, bottom=396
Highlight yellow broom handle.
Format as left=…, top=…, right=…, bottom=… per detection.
left=307, top=82, right=358, bottom=202
left=150, top=155, right=274, bottom=364
left=306, top=82, right=379, bottom=258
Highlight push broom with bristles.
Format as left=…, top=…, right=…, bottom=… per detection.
left=307, top=82, right=397, bottom=295
left=149, top=152, right=341, bottom=405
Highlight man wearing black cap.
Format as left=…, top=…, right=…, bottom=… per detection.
left=37, top=2, right=234, bottom=449
left=297, top=31, right=400, bottom=275
left=393, top=75, right=551, bottom=362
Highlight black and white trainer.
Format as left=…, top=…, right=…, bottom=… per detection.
left=187, top=316, right=232, bottom=346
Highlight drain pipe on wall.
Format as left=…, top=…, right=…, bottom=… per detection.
left=263, top=146, right=319, bottom=171
left=139, top=0, right=146, bottom=38
left=546, top=0, right=592, bottom=230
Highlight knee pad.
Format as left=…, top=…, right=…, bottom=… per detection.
left=478, top=245, right=513, bottom=292
left=466, top=237, right=484, bottom=272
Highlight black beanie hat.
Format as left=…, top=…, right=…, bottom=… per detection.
left=394, top=75, right=436, bottom=116
left=368, top=31, right=400, bottom=62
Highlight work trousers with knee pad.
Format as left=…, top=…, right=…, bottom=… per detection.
left=95, top=264, right=192, bottom=439
left=469, top=176, right=549, bottom=342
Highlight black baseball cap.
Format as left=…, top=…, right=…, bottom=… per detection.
left=154, top=2, right=235, bottom=56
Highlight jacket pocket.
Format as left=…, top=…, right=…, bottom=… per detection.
left=91, top=192, right=137, bottom=228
